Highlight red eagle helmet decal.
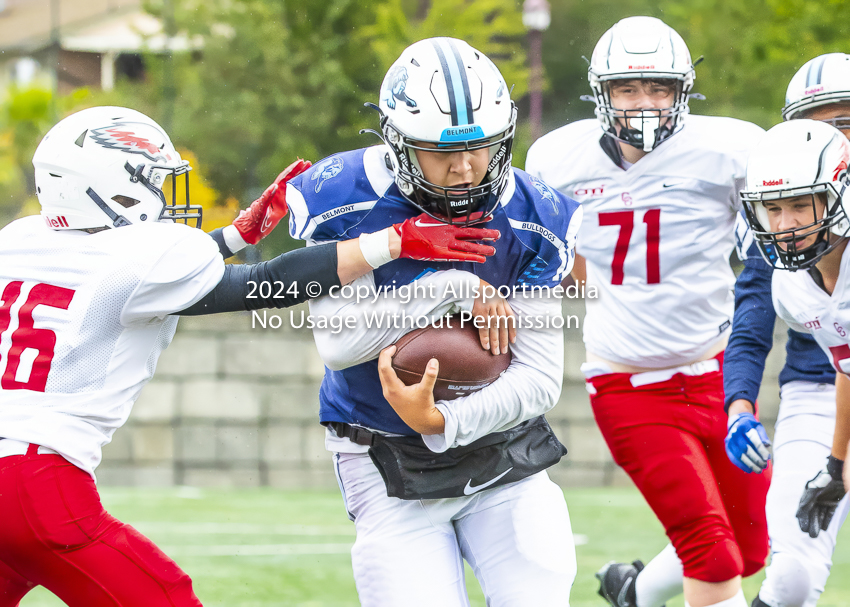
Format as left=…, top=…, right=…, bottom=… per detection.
left=836, top=160, right=849, bottom=182
left=89, top=122, right=173, bottom=162
left=834, top=140, right=850, bottom=182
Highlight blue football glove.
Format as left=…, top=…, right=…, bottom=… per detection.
left=725, top=412, right=771, bottom=473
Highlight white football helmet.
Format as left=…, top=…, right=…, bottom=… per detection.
left=374, top=37, right=516, bottom=224
left=782, top=53, right=850, bottom=128
left=741, top=119, right=850, bottom=270
left=587, top=16, right=695, bottom=152
left=33, top=106, right=201, bottom=231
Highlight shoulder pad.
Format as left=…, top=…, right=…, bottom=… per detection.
left=504, top=169, right=583, bottom=285
left=287, top=147, right=394, bottom=241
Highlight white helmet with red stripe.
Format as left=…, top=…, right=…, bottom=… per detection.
left=587, top=16, right=695, bottom=152
left=741, top=119, right=850, bottom=270
left=33, top=106, right=201, bottom=231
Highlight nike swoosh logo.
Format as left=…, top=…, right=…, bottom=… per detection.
left=463, top=467, right=514, bottom=495
left=261, top=210, right=274, bottom=232
left=662, top=182, right=680, bottom=188
left=414, top=219, right=446, bottom=228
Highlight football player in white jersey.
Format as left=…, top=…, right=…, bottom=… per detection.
left=526, top=16, right=769, bottom=607
left=0, top=106, right=500, bottom=606
left=724, top=54, right=850, bottom=607
left=739, top=118, right=850, bottom=607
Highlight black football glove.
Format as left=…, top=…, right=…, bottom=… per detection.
left=796, top=456, right=846, bottom=538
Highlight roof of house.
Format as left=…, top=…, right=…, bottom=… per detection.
left=0, top=0, right=195, bottom=55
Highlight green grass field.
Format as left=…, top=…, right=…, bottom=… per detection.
left=19, top=486, right=850, bottom=607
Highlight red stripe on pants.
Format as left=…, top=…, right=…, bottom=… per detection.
left=588, top=355, right=771, bottom=582
left=0, top=449, right=202, bottom=607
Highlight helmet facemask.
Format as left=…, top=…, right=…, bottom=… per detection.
left=593, top=78, right=689, bottom=153
left=382, top=110, right=515, bottom=226
left=374, top=37, right=516, bottom=226
left=742, top=186, right=849, bottom=271
left=798, top=102, right=850, bottom=135
left=125, top=160, right=202, bottom=227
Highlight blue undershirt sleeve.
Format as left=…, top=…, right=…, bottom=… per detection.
left=723, top=253, right=775, bottom=411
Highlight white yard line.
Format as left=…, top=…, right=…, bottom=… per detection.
left=129, top=522, right=355, bottom=536
left=161, top=543, right=354, bottom=556
left=135, top=521, right=589, bottom=556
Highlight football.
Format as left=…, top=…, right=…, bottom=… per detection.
left=391, top=317, right=512, bottom=401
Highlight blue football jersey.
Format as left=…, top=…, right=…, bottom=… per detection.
left=288, top=145, right=581, bottom=434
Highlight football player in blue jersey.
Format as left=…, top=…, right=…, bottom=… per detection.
left=286, top=38, right=583, bottom=606
left=724, top=53, right=850, bottom=607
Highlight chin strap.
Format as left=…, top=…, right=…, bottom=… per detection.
left=86, top=187, right=131, bottom=228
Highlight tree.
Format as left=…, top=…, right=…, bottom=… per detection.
left=141, top=0, right=528, bottom=256
left=535, top=0, right=850, bottom=155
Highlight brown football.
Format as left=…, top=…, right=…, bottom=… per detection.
left=391, top=317, right=512, bottom=401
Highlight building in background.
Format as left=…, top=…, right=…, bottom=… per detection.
left=0, top=0, right=196, bottom=92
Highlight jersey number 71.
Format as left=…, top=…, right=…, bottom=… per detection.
left=0, top=281, right=75, bottom=392
left=598, top=209, right=661, bottom=285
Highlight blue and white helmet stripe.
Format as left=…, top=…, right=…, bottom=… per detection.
left=432, top=38, right=474, bottom=127
left=806, top=54, right=828, bottom=88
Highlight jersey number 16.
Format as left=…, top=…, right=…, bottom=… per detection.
left=0, top=281, right=75, bottom=392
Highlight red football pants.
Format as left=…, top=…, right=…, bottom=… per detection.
left=0, top=445, right=201, bottom=607
left=588, top=357, right=771, bottom=583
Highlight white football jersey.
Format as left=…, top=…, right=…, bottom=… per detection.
left=527, top=116, right=764, bottom=368
left=0, top=216, right=224, bottom=476
left=773, top=246, right=850, bottom=377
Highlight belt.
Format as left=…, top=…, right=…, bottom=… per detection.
left=629, top=358, right=720, bottom=388
left=581, top=358, right=721, bottom=388
left=0, top=438, right=58, bottom=458
left=326, top=422, right=377, bottom=447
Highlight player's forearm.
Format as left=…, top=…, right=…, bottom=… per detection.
left=728, top=399, right=755, bottom=416
left=423, top=295, right=564, bottom=453
left=336, top=228, right=402, bottom=286
left=207, top=227, right=237, bottom=259
left=208, top=224, right=402, bottom=286
left=310, top=270, right=481, bottom=371
left=833, top=373, right=850, bottom=461
left=571, top=253, right=587, bottom=284
left=177, top=243, right=340, bottom=315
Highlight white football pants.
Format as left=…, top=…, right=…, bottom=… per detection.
left=759, top=381, right=850, bottom=607
left=333, top=451, right=577, bottom=606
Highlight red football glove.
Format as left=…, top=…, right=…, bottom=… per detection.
left=232, top=158, right=312, bottom=245
left=394, top=214, right=500, bottom=263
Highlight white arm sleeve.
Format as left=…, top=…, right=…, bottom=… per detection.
left=771, top=277, right=809, bottom=334
left=121, top=227, right=225, bottom=325
left=310, top=269, right=482, bottom=371
left=422, top=291, right=564, bottom=453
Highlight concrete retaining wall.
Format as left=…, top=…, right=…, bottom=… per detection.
left=98, top=300, right=788, bottom=488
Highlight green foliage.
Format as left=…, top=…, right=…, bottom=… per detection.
left=0, top=87, right=52, bottom=224
left=364, top=0, right=528, bottom=98
left=136, top=0, right=528, bottom=256
left=661, top=0, right=850, bottom=127
left=536, top=0, right=850, bottom=146
left=7, top=0, right=849, bottom=243
left=0, top=86, right=92, bottom=225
